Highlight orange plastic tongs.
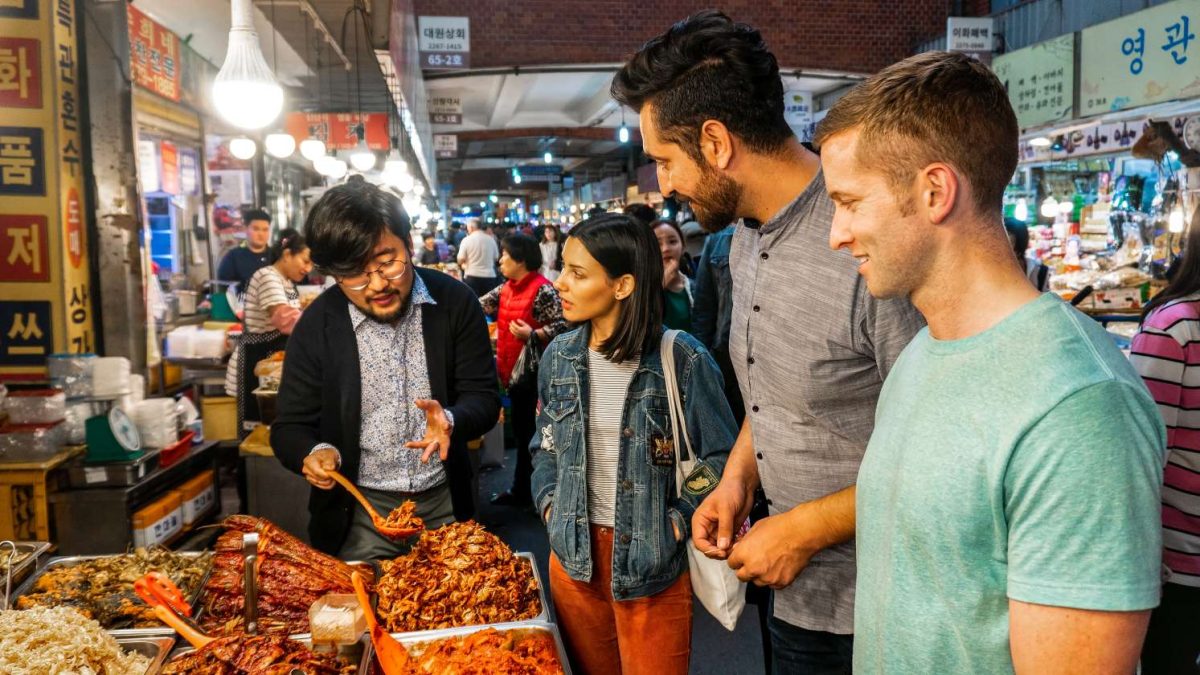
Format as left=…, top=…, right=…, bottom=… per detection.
left=134, top=571, right=213, bottom=648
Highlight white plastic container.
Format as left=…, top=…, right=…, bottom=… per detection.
left=4, top=389, right=67, bottom=424
left=92, top=357, right=132, bottom=397
left=131, top=398, right=179, bottom=449
left=166, top=327, right=197, bottom=359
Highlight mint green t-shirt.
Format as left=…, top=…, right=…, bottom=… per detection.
left=855, top=293, right=1165, bottom=674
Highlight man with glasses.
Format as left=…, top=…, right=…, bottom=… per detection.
left=272, top=180, right=500, bottom=559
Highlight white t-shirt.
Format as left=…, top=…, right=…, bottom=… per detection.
left=585, top=349, right=639, bottom=527
left=457, top=231, right=499, bottom=278
left=224, top=266, right=298, bottom=396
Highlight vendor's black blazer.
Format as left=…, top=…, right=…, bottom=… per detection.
left=271, top=267, right=500, bottom=554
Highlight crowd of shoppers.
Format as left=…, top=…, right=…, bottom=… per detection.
left=263, top=9, right=1195, bottom=675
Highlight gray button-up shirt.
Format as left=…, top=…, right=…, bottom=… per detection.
left=352, top=273, right=445, bottom=493
left=729, top=170, right=924, bottom=634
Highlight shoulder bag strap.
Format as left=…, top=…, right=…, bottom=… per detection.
left=660, top=329, right=695, bottom=498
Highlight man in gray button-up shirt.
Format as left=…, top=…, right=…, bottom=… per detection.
left=612, top=10, right=924, bottom=671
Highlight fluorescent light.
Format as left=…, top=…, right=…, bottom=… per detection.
left=1028, top=137, right=1052, bottom=148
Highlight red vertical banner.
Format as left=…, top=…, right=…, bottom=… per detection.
left=160, top=140, right=178, bottom=195
left=127, top=4, right=180, bottom=102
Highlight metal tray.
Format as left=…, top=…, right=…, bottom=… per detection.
left=1, top=540, right=52, bottom=605
left=385, top=621, right=571, bottom=675
left=376, top=551, right=549, bottom=639
left=9, top=551, right=214, bottom=636
left=165, top=634, right=371, bottom=673
left=67, top=448, right=162, bottom=488
left=115, top=636, right=175, bottom=675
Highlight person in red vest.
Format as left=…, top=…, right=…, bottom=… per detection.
left=481, top=234, right=572, bottom=506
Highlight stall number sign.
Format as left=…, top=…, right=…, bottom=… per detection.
left=947, top=17, right=995, bottom=53
left=418, top=16, right=469, bottom=69
left=428, top=95, right=462, bottom=124
left=1081, top=0, right=1199, bottom=115
left=433, top=134, right=457, bottom=159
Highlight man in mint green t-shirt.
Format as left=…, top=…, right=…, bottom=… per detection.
left=815, top=51, right=1166, bottom=674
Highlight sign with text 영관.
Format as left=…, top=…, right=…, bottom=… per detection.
left=418, top=16, right=469, bottom=70
left=1080, top=0, right=1200, bottom=116
left=0, top=0, right=95, bottom=380
left=992, top=33, right=1076, bottom=130
left=284, top=112, right=390, bottom=151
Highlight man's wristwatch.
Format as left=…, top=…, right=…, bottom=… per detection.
left=443, top=408, right=455, bottom=434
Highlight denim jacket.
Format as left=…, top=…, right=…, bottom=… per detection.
left=531, top=325, right=736, bottom=600
left=692, top=226, right=734, bottom=353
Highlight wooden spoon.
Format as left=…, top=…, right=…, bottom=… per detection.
left=327, top=470, right=424, bottom=540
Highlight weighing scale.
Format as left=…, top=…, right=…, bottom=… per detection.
left=85, top=405, right=144, bottom=463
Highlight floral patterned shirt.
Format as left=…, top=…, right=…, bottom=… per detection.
left=351, top=274, right=445, bottom=492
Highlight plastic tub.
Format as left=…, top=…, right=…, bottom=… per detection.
left=3, top=389, right=66, bottom=424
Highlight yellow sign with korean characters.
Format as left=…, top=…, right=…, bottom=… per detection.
left=0, top=0, right=94, bottom=381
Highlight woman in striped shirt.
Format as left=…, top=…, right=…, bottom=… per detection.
left=1131, top=206, right=1200, bottom=675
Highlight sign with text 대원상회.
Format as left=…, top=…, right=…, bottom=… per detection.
left=992, top=33, right=1075, bottom=129
left=418, top=16, right=469, bottom=69
left=1081, top=0, right=1200, bottom=116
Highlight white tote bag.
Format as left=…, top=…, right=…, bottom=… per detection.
left=660, top=330, right=746, bottom=631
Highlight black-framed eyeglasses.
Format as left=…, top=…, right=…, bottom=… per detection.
left=336, top=258, right=409, bottom=291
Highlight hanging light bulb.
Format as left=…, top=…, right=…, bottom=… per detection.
left=1013, top=198, right=1029, bottom=223
left=313, top=154, right=340, bottom=176
left=229, top=137, right=257, bottom=160
left=349, top=125, right=376, bottom=171
left=489, top=193, right=499, bottom=204
left=326, top=158, right=348, bottom=179
left=383, top=155, right=408, bottom=177
left=543, top=151, right=553, bottom=164
left=299, top=138, right=326, bottom=161
left=264, top=132, right=296, bottom=158
left=1039, top=196, right=1059, bottom=219
left=1169, top=206, right=1186, bottom=233
left=213, top=0, right=283, bottom=130
left=1058, top=199, right=1074, bottom=215
left=618, top=124, right=630, bottom=144
left=413, top=182, right=425, bottom=197
left=396, top=171, right=414, bottom=193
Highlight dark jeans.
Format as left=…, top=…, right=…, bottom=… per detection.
left=506, top=378, right=538, bottom=502
left=465, top=275, right=501, bottom=297
left=768, top=599, right=854, bottom=675
left=1141, top=581, right=1200, bottom=674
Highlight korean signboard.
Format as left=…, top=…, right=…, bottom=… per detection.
left=1081, top=0, right=1200, bottom=116
left=947, top=17, right=995, bottom=53
left=127, top=4, right=181, bottom=102
left=992, top=33, right=1075, bottom=129
left=433, top=134, right=457, bottom=159
left=0, top=0, right=95, bottom=379
left=418, top=16, right=469, bottom=70
left=284, top=112, right=389, bottom=151
left=428, top=94, right=463, bottom=124
left=782, top=86, right=813, bottom=141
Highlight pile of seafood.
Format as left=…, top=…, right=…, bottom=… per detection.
left=161, top=634, right=356, bottom=674
left=201, top=515, right=374, bottom=635
left=14, top=547, right=211, bottom=629
left=401, top=627, right=564, bottom=674
left=376, top=521, right=541, bottom=632
left=0, top=606, right=150, bottom=674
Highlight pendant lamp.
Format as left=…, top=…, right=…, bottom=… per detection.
left=213, top=0, right=283, bottom=130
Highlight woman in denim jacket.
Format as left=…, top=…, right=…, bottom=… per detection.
left=532, top=213, right=737, bottom=675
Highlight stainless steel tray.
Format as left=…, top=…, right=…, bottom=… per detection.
left=9, top=551, right=214, bottom=636
left=67, top=449, right=162, bottom=488
left=377, top=550, right=549, bottom=639
left=386, top=621, right=571, bottom=675
left=1, top=540, right=52, bottom=606
left=165, top=634, right=371, bottom=673
left=115, top=635, right=175, bottom=675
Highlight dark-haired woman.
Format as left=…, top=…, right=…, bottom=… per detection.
left=653, top=219, right=694, bottom=331
left=539, top=225, right=563, bottom=282
left=480, top=234, right=569, bottom=506
left=225, top=229, right=312, bottom=434
left=1130, top=205, right=1200, bottom=674
left=531, top=213, right=736, bottom=675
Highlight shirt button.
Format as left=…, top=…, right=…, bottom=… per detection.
left=747, top=357, right=755, bottom=365
left=621, top=480, right=633, bottom=491
left=622, top=427, right=633, bottom=438
left=620, top=534, right=632, bottom=544
left=755, top=452, right=763, bottom=459
left=752, top=405, right=760, bottom=413
left=760, top=252, right=769, bottom=260
left=753, top=305, right=760, bottom=312
left=766, top=499, right=774, bottom=506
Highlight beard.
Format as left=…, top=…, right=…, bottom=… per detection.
left=356, top=288, right=407, bottom=323
left=681, top=162, right=743, bottom=233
